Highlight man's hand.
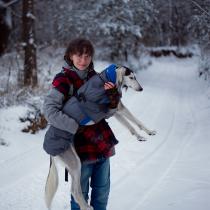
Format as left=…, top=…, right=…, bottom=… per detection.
left=104, top=82, right=115, bottom=90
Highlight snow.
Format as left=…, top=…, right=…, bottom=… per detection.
left=26, top=12, right=36, bottom=20
left=0, top=56, right=210, bottom=210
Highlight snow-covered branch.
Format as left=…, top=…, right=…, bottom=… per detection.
left=0, top=0, right=20, bottom=8
left=26, top=12, right=36, bottom=20
left=5, top=0, right=20, bottom=7
left=190, top=0, right=210, bottom=18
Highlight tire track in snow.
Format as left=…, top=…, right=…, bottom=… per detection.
left=111, top=77, right=177, bottom=189
left=110, top=59, right=198, bottom=210
left=110, top=68, right=172, bottom=187
left=131, top=67, right=199, bottom=209
left=133, top=103, right=197, bottom=209
left=111, top=90, right=177, bottom=193
left=110, top=95, right=178, bottom=210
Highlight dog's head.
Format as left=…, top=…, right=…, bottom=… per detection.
left=116, top=66, right=143, bottom=92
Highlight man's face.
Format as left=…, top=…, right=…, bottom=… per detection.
left=70, top=53, right=92, bottom=71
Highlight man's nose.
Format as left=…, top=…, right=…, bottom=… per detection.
left=80, top=57, right=87, bottom=64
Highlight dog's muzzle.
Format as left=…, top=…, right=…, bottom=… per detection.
left=138, top=86, right=143, bottom=91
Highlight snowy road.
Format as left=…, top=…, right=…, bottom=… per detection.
left=0, top=57, right=210, bottom=210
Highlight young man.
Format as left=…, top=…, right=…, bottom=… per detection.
left=43, top=38, right=119, bottom=210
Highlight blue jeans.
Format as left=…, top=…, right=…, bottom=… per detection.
left=71, top=158, right=110, bottom=210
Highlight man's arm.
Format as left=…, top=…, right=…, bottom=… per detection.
left=43, top=88, right=79, bottom=134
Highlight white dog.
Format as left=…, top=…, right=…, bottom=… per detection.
left=45, top=66, right=156, bottom=210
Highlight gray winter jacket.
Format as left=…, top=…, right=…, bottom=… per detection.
left=43, top=65, right=119, bottom=156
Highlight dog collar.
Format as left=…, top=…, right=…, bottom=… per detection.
left=105, top=64, right=117, bottom=84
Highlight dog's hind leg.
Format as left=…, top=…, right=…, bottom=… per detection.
left=118, top=102, right=156, bottom=136
left=114, top=112, right=146, bottom=141
left=45, top=156, right=59, bottom=209
left=59, top=145, right=93, bottom=210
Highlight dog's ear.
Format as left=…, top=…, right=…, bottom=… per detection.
left=124, top=67, right=133, bottom=76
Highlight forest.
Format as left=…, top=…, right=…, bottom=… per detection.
left=0, top=0, right=210, bottom=98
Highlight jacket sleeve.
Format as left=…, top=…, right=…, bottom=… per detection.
left=104, top=107, right=118, bottom=119
left=43, top=88, right=79, bottom=134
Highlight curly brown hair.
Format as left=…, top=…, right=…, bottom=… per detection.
left=64, top=38, right=94, bottom=69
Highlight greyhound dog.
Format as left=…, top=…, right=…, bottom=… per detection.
left=44, top=65, right=156, bottom=210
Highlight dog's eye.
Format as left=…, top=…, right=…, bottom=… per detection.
left=129, top=77, right=134, bottom=80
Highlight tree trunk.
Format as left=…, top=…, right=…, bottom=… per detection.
left=22, top=0, right=37, bottom=87
left=0, top=0, right=12, bottom=56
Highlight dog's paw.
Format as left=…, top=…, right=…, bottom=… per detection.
left=80, top=203, right=93, bottom=210
left=82, top=206, right=93, bottom=210
left=136, top=135, right=147, bottom=141
left=148, top=130, right=157, bottom=136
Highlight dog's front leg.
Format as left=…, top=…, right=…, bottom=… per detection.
left=114, top=112, right=146, bottom=141
left=118, top=101, right=156, bottom=136
left=59, top=145, right=93, bottom=210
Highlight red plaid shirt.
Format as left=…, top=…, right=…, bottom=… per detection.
left=52, top=66, right=118, bottom=162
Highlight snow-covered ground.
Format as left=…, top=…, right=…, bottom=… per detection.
left=0, top=56, right=210, bottom=210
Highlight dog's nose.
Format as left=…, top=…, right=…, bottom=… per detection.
left=138, top=87, right=143, bottom=91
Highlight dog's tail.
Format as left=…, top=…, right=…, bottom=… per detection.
left=45, top=156, right=58, bottom=209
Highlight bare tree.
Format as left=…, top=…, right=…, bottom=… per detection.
left=0, top=0, right=18, bottom=56
left=22, top=0, right=37, bottom=87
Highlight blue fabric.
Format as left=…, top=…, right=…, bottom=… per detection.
left=71, top=158, right=110, bottom=210
left=105, top=64, right=117, bottom=84
left=79, top=116, right=92, bottom=125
